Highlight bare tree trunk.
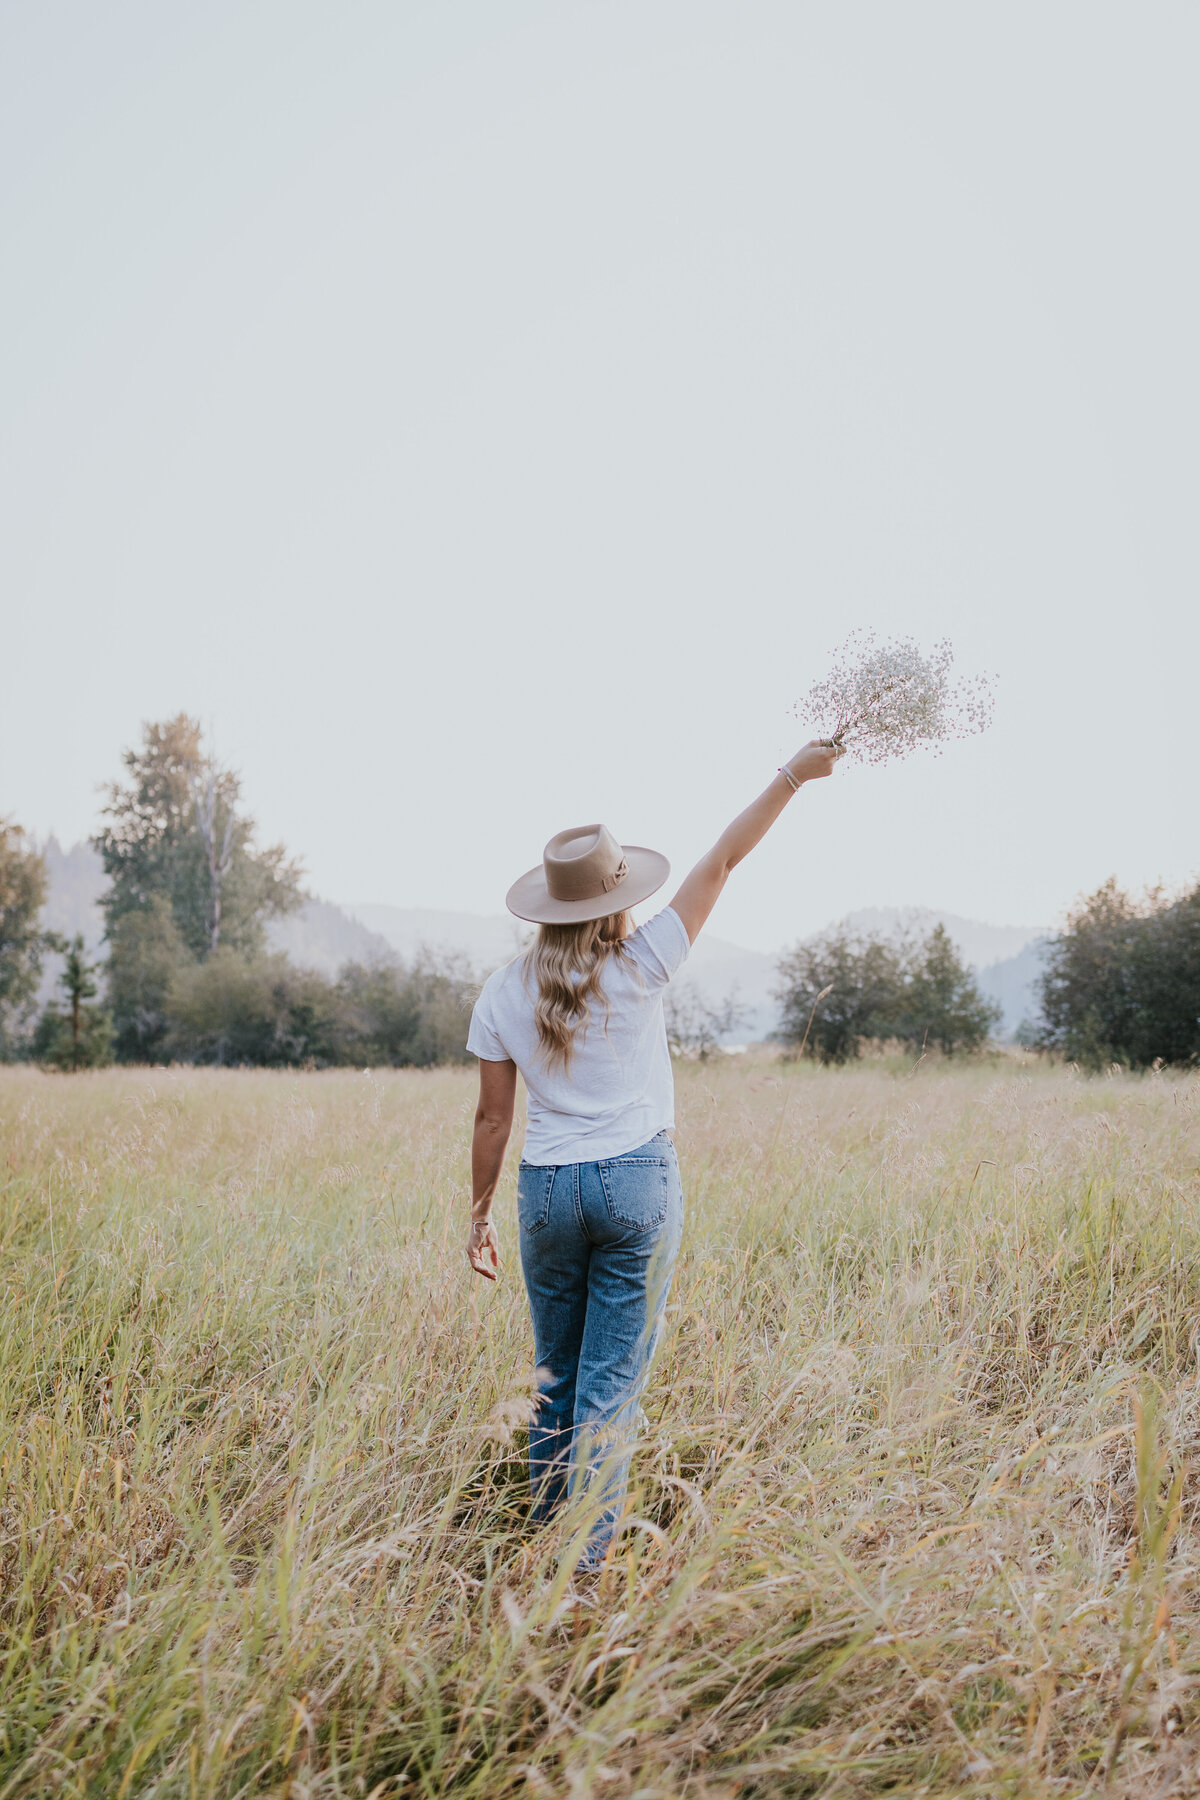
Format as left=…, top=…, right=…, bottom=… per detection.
left=190, top=765, right=235, bottom=955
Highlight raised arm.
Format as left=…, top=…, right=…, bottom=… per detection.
left=669, top=740, right=840, bottom=945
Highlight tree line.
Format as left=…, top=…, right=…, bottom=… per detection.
left=1, top=717, right=1196, bottom=1069
left=0, top=717, right=475, bottom=1069
left=772, top=881, right=1200, bottom=1068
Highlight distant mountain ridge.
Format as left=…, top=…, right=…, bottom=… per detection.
left=976, top=940, right=1050, bottom=1037
left=346, top=904, right=530, bottom=971
left=345, top=901, right=1050, bottom=1041
left=29, top=841, right=1049, bottom=1040
left=265, top=900, right=393, bottom=977
left=37, top=836, right=106, bottom=952
left=835, top=906, right=1046, bottom=970
left=32, top=836, right=107, bottom=1005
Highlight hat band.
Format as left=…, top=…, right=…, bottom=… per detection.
left=601, top=857, right=628, bottom=894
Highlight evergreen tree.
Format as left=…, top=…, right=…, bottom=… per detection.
left=32, top=934, right=112, bottom=1070
left=895, top=923, right=999, bottom=1055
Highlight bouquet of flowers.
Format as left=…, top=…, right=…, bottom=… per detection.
left=794, top=631, right=995, bottom=765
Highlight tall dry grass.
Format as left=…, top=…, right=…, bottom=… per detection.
left=1, top=1057, right=1197, bottom=1798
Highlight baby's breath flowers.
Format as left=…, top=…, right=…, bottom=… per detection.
left=794, top=630, right=995, bottom=766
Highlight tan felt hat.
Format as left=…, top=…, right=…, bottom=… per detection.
left=506, top=823, right=670, bottom=925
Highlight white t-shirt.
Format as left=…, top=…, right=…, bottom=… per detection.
left=466, top=906, right=691, bottom=1166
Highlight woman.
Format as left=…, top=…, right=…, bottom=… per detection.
left=465, top=739, right=840, bottom=1567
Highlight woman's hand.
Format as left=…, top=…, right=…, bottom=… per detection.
left=467, top=1216, right=501, bottom=1282
left=784, top=738, right=843, bottom=783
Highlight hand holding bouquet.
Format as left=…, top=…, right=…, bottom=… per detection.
left=793, top=631, right=995, bottom=766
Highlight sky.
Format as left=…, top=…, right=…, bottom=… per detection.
left=2, top=1, right=1196, bottom=953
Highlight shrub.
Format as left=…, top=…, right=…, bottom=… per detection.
left=775, top=923, right=998, bottom=1062
left=123, top=948, right=479, bottom=1070
left=335, top=955, right=474, bottom=1068
left=775, top=930, right=907, bottom=1062
left=164, top=950, right=342, bottom=1067
left=1035, top=878, right=1200, bottom=1069
left=105, top=899, right=194, bottom=1063
left=662, top=982, right=748, bottom=1059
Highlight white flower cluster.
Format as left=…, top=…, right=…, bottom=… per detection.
left=794, top=631, right=995, bottom=766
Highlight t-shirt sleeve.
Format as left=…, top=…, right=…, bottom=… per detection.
left=466, top=977, right=509, bottom=1062
left=626, top=905, right=691, bottom=990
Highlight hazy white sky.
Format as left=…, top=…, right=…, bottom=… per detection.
left=3, top=2, right=1196, bottom=952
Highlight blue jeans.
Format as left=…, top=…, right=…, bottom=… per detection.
left=517, top=1131, right=683, bottom=1569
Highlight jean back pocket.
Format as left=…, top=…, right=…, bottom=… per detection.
left=597, top=1154, right=669, bottom=1231
left=517, top=1163, right=554, bottom=1234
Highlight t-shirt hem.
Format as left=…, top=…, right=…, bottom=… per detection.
left=519, top=1116, right=677, bottom=1167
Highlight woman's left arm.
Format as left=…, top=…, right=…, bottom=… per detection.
left=467, top=1057, right=517, bottom=1281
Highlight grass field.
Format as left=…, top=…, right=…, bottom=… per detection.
left=1, top=1057, right=1198, bottom=1799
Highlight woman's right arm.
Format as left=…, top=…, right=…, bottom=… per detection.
left=668, top=740, right=840, bottom=946
left=467, top=1056, right=517, bottom=1281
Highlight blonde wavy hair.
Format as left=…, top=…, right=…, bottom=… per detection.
left=525, top=911, right=634, bottom=1072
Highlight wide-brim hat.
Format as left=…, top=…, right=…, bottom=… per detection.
left=506, top=822, right=670, bottom=925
